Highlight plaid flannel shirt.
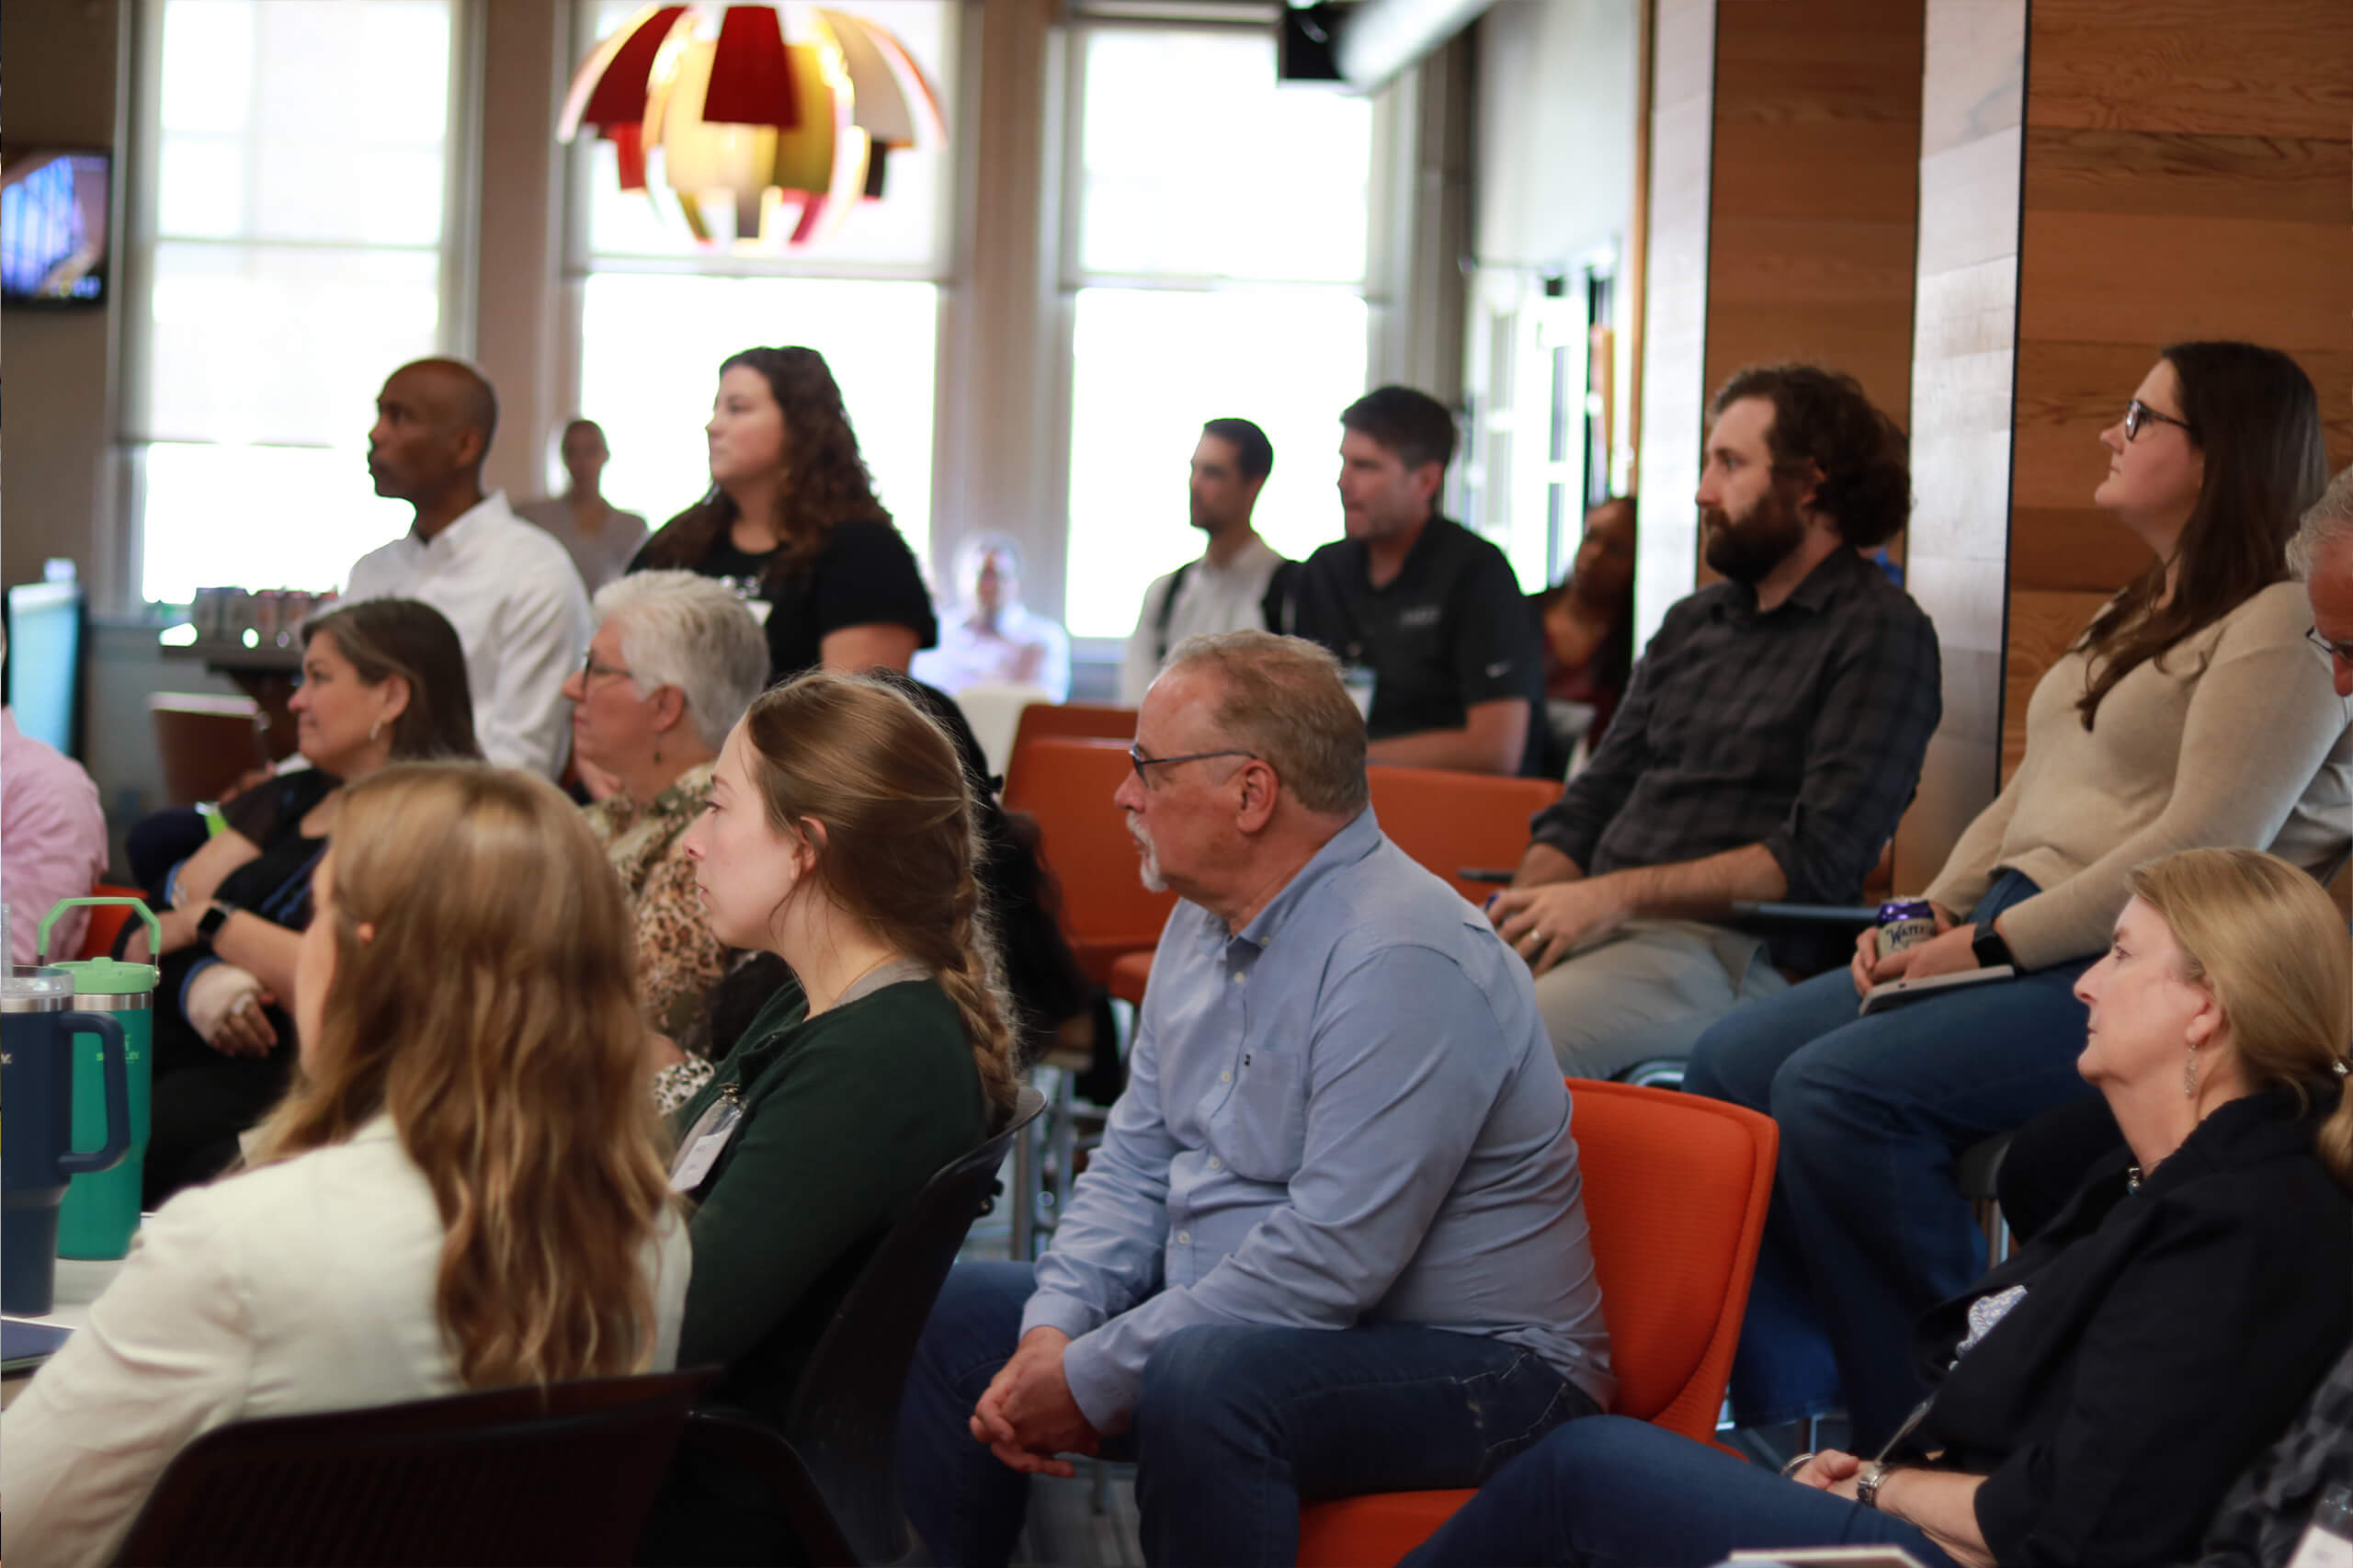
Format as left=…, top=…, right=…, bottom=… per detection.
left=1527, top=546, right=1940, bottom=967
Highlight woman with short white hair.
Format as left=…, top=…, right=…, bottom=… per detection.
left=563, top=570, right=768, bottom=1103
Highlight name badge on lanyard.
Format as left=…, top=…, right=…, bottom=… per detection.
left=670, top=1085, right=744, bottom=1192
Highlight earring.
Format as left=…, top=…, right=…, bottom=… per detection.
left=653, top=738, right=663, bottom=765
left=369, top=717, right=382, bottom=744
left=2183, top=1042, right=2199, bottom=1098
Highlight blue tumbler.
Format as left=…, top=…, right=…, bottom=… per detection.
left=3, top=962, right=131, bottom=1315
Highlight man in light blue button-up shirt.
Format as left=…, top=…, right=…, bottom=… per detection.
left=899, top=631, right=1612, bottom=1567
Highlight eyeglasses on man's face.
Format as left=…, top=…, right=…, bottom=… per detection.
left=2123, top=399, right=2195, bottom=442
left=1127, top=744, right=1257, bottom=787
left=2309, top=626, right=2353, bottom=663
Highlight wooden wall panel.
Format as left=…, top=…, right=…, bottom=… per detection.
left=2003, top=0, right=2353, bottom=778
left=1701, top=0, right=1924, bottom=421
left=1893, top=0, right=2024, bottom=892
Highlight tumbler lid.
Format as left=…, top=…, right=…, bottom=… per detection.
left=54, top=957, right=159, bottom=997
left=1, top=963, right=75, bottom=1011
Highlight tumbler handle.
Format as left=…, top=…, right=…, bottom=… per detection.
left=57, top=1011, right=131, bottom=1176
left=37, top=896, right=161, bottom=966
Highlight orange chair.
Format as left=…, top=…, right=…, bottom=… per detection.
left=1294, top=1080, right=1779, bottom=1567
left=1108, top=948, right=1154, bottom=1009
left=1002, top=736, right=1176, bottom=987
left=1098, top=765, right=1565, bottom=1012
left=1006, top=703, right=1138, bottom=787
left=1366, top=766, right=1562, bottom=906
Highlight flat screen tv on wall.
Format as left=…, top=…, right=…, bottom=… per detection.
left=1, top=149, right=111, bottom=308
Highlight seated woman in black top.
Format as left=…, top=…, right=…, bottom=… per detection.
left=1400, top=846, right=2353, bottom=1568
left=627, top=346, right=938, bottom=681
left=134, top=598, right=480, bottom=1202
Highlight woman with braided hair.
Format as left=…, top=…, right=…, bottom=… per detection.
left=642, top=669, right=1019, bottom=1564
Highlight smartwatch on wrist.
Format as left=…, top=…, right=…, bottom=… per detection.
left=195, top=901, right=234, bottom=949
left=1855, top=1461, right=1893, bottom=1510
left=1971, top=922, right=2016, bottom=971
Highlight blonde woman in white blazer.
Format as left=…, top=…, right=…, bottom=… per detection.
left=4, top=765, right=692, bottom=1568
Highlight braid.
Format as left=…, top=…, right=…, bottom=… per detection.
left=915, top=859, right=1021, bottom=1123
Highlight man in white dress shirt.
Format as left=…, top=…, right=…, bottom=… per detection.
left=342, top=359, right=592, bottom=778
left=1120, top=418, right=1295, bottom=704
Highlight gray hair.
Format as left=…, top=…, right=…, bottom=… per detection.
left=1163, top=631, right=1369, bottom=815
left=591, top=571, right=768, bottom=753
left=2288, top=465, right=2353, bottom=583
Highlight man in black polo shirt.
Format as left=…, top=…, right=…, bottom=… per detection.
left=1290, top=387, right=1543, bottom=775
left=1486, top=364, right=1941, bottom=1077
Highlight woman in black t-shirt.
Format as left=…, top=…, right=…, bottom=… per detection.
left=628, top=346, right=937, bottom=681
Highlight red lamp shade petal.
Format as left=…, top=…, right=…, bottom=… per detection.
left=558, top=3, right=690, bottom=139
left=702, top=4, right=800, bottom=128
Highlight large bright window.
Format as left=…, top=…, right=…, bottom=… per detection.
left=1059, top=28, right=1386, bottom=638
left=570, top=0, right=956, bottom=562
left=576, top=275, right=938, bottom=547
left=129, top=0, right=459, bottom=604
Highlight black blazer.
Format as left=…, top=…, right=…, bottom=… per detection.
left=1901, top=1087, right=2353, bottom=1568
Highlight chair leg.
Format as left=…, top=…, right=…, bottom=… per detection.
left=1010, top=1107, right=1039, bottom=1259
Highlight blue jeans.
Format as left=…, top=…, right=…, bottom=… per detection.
left=1399, top=1416, right=1961, bottom=1568
left=895, top=1260, right=1598, bottom=1567
left=1684, top=872, right=2098, bottom=1447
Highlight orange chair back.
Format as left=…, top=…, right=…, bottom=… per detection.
left=1571, top=1078, right=1778, bottom=1437
left=75, top=884, right=152, bottom=960
left=1002, top=736, right=1176, bottom=986
left=1365, top=766, right=1561, bottom=904
left=1008, top=703, right=1137, bottom=765
left=1294, top=1079, right=1778, bottom=1567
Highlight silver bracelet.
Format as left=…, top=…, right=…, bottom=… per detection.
left=1779, top=1451, right=1817, bottom=1480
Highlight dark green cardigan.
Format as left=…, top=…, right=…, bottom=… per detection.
left=671, top=973, right=991, bottom=1429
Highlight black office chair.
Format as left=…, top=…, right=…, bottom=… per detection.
left=109, top=1366, right=719, bottom=1567
left=673, top=1085, right=1049, bottom=1566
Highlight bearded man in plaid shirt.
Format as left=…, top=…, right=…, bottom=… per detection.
left=1486, top=363, right=1942, bottom=1078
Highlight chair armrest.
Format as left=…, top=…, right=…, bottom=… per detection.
left=675, top=1405, right=867, bottom=1566
left=1730, top=901, right=1882, bottom=926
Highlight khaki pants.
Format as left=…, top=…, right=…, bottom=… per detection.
left=1532, top=919, right=1790, bottom=1080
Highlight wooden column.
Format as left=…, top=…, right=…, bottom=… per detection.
left=1699, top=0, right=1923, bottom=435
left=1631, top=0, right=1927, bottom=647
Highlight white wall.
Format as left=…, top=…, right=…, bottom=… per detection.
left=1472, top=0, right=1640, bottom=272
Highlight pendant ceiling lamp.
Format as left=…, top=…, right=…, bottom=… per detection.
left=559, top=3, right=946, bottom=251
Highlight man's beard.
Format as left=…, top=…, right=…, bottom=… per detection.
left=1701, top=485, right=1806, bottom=585
left=1128, top=818, right=1167, bottom=892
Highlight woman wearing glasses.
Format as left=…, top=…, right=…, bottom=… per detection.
left=1683, top=340, right=2351, bottom=1452
left=561, top=571, right=769, bottom=1108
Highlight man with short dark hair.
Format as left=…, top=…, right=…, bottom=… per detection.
left=1120, top=418, right=1292, bottom=704
left=1289, top=386, right=1545, bottom=775
left=1487, top=364, right=1941, bottom=1077
left=343, top=358, right=591, bottom=778
left=897, top=631, right=1611, bottom=1568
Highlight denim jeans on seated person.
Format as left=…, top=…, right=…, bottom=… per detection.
left=1683, top=871, right=2099, bottom=1448
left=1398, top=1416, right=1961, bottom=1568
left=895, top=1260, right=1598, bottom=1568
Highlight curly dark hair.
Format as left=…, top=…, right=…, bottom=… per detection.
left=636, top=346, right=893, bottom=594
left=1709, top=364, right=1910, bottom=551
left=2070, top=341, right=2326, bottom=729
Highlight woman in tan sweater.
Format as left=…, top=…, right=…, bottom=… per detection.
left=1684, top=340, right=2349, bottom=1453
